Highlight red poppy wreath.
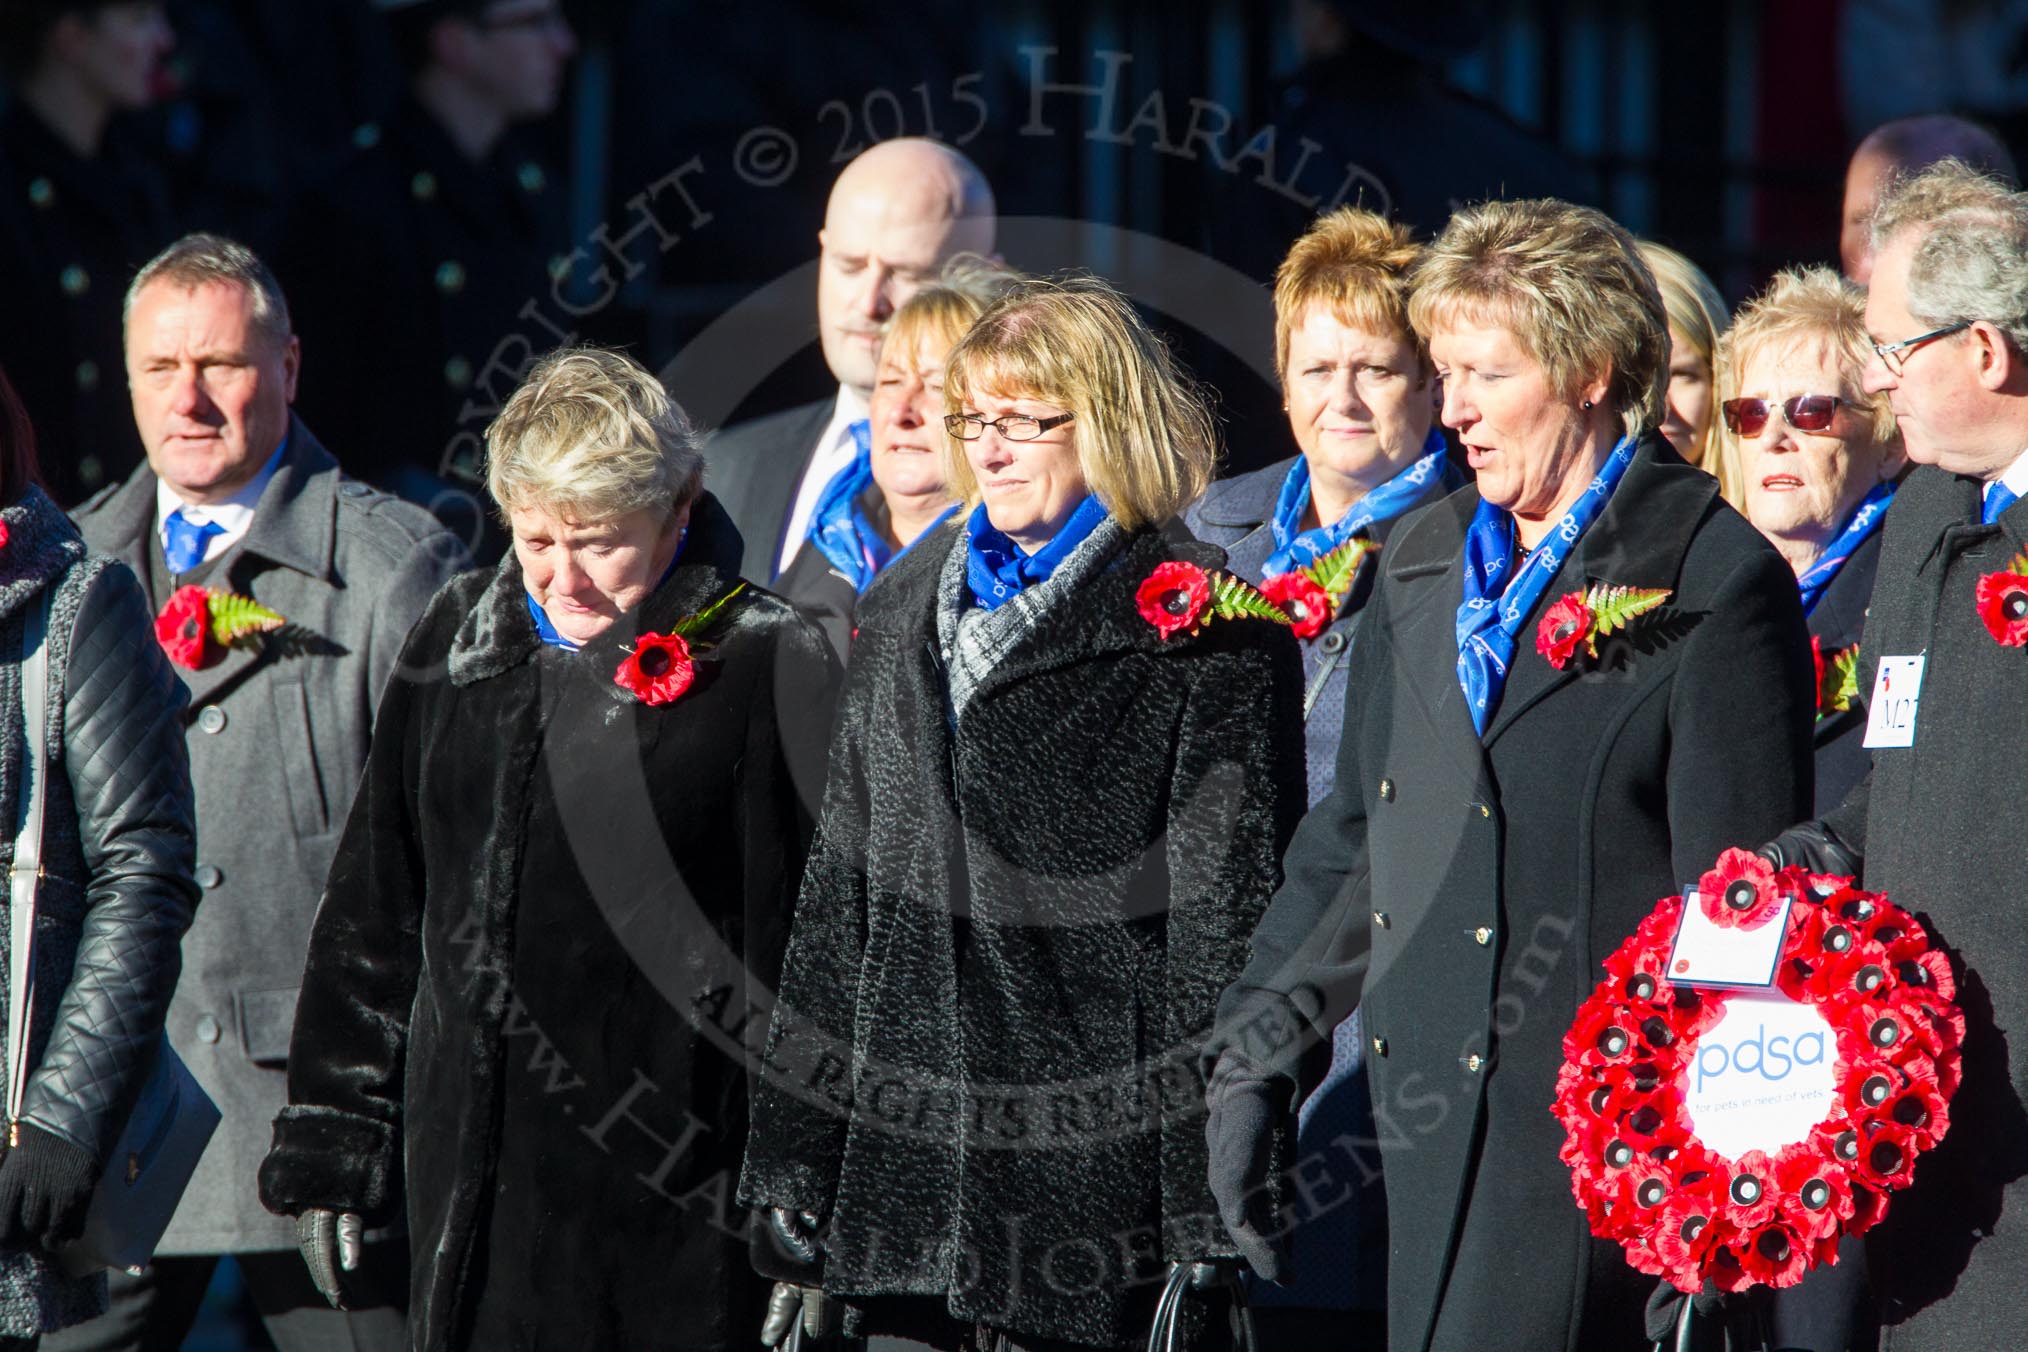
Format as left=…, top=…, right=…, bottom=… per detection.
left=1553, top=849, right=1961, bottom=1294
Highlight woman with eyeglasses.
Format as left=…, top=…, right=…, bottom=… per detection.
left=1719, top=265, right=1906, bottom=815
left=740, top=275, right=1307, bottom=1352
left=1204, top=199, right=1815, bottom=1352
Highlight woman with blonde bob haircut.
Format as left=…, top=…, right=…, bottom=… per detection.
left=743, top=275, right=1308, bottom=1351
left=1720, top=265, right=1904, bottom=821
left=266, top=345, right=839, bottom=1351
left=1208, top=198, right=1815, bottom=1352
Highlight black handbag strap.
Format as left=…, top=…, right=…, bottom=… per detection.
left=6, top=590, right=50, bottom=1147
left=1146, top=1261, right=1258, bottom=1352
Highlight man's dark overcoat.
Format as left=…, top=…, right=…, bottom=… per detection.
left=1217, top=436, right=1816, bottom=1352
left=1801, top=467, right=2028, bottom=1349
left=257, top=495, right=839, bottom=1351
left=740, top=518, right=1308, bottom=1350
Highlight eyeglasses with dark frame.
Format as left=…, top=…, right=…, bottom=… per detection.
left=943, top=411, right=1076, bottom=441
left=1871, top=320, right=1972, bottom=375
left=1719, top=394, right=1846, bottom=438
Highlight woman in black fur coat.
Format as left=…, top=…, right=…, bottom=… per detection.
left=739, top=277, right=1308, bottom=1351
left=257, top=347, right=838, bottom=1350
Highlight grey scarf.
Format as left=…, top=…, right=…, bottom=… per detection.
left=935, top=513, right=1128, bottom=721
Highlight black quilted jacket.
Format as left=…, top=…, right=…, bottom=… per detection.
left=0, top=486, right=197, bottom=1333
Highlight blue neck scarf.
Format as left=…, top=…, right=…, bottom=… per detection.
left=1455, top=434, right=1639, bottom=734
left=965, top=494, right=1110, bottom=611
left=1795, top=481, right=1895, bottom=617
left=1262, top=428, right=1450, bottom=578
left=524, top=528, right=687, bottom=652
left=805, top=420, right=957, bottom=592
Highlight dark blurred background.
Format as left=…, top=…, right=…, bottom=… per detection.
left=3, top=0, right=2024, bottom=1337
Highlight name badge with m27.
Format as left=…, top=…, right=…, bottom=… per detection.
left=1863, top=654, right=1926, bottom=749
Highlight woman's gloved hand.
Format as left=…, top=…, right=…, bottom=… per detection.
left=0, top=1120, right=98, bottom=1252
left=1203, top=1050, right=1293, bottom=1283
left=296, top=1207, right=365, bottom=1310
left=761, top=1280, right=840, bottom=1347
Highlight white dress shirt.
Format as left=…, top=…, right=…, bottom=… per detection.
left=1985, top=445, right=2028, bottom=508
left=154, top=439, right=288, bottom=570
left=776, top=385, right=871, bottom=576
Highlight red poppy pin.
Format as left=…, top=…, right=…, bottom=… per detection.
left=613, top=582, right=745, bottom=706
left=1261, top=537, right=1379, bottom=640
left=1136, top=561, right=1293, bottom=640
left=153, top=584, right=286, bottom=670
left=1536, top=582, right=1673, bottom=670
left=1975, top=547, right=2028, bottom=646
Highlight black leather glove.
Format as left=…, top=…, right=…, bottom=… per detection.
left=1203, top=1051, right=1292, bottom=1284
left=1756, top=821, right=1861, bottom=878
left=296, top=1208, right=365, bottom=1310
left=0, top=1120, right=99, bottom=1251
left=761, top=1279, right=841, bottom=1347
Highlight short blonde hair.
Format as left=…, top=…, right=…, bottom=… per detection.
left=943, top=275, right=1215, bottom=530
left=1717, top=267, right=1901, bottom=502
left=1273, top=208, right=1425, bottom=385
left=485, top=346, right=703, bottom=523
left=1409, top=198, right=1670, bottom=438
left=877, top=254, right=1017, bottom=374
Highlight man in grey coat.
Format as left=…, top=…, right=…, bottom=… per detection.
left=53, top=235, right=469, bottom=1350
left=1768, top=159, right=2028, bottom=1349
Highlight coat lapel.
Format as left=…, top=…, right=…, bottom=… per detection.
left=1375, top=489, right=1493, bottom=785
left=1482, top=436, right=1714, bottom=747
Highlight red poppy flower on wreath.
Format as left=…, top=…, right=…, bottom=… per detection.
left=1976, top=547, right=2028, bottom=645
left=1136, top=562, right=1211, bottom=639
left=1135, top=562, right=1293, bottom=640
left=1737, top=1221, right=1813, bottom=1289
left=1260, top=571, right=1332, bottom=640
left=152, top=584, right=286, bottom=671
left=1535, top=581, right=1672, bottom=669
left=614, top=632, right=695, bottom=705
left=1773, top=1148, right=1855, bottom=1242
left=1698, top=847, right=1786, bottom=930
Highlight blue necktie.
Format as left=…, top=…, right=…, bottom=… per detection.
left=1984, top=482, right=2020, bottom=525
left=162, top=509, right=226, bottom=575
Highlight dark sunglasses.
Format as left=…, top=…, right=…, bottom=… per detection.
left=1720, top=394, right=1844, bottom=438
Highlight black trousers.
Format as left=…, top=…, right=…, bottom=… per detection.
left=40, top=1243, right=407, bottom=1352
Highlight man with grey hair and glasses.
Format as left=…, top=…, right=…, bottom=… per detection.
left=53, top=233, right=468, bottom=1351
left=1763, top=158, right=2028, bottom=1347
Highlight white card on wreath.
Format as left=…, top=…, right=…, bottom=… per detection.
left=1862, top=654, right=1925, bottom=749
left=1667, top=892, right=1792, bottom=989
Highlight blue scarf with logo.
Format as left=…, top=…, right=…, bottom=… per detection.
left=1795, top=481, right=1894, bottom=617
left=965, top=494, right=1110, bottom=610
left=1455, top=434, right=1639, bottom=734
left=1262, top=429, right=1450, bottom=578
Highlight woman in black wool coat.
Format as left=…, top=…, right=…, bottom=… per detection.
left=257, top=347, right=839, bottom=1351
left=739, top=276, right=1309, bottom=1352
left=1205, top=200, right=1817, bottom=1352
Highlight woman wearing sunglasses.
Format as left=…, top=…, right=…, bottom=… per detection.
left=1206, top=198, right=1815, bottom=1352
left=1719, top=265, right=1906, bottom=815
left=741, top=276, right=1306, bottom=1352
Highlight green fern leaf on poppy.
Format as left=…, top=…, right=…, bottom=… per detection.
left=207, top=591, right=286, bottom=647
left=1580, top=583, right=1672, bottom=645
left=1209, top=571, right=1294, bottom=627
left=670, top=581, right=747, bottom=639
left=1300, top=537, right=1378, bottom=601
